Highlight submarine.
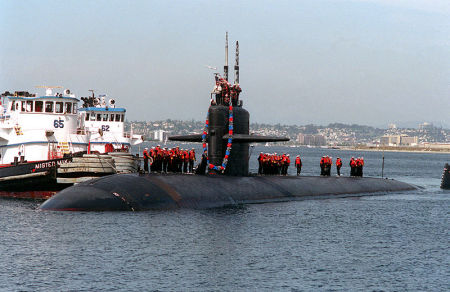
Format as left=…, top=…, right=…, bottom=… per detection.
left=40, top=34, right=416, bottom=211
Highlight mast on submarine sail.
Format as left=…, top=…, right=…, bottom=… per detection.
left=224, top=32, right=229, bottom=81
left=234, top=41, right=239, bottom=85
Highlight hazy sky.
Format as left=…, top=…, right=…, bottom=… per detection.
left=1, top=0, right=449, bottom=127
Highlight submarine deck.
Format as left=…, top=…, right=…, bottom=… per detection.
left=40, top=173, right=416, bottom=211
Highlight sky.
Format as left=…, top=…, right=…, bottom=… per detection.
left=0, top=0, right=449, bottom=128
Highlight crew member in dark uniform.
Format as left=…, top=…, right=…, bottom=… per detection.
left=143, top=148, right=150, bottom=173
left=196, top=150, right=208, bottom=175
left=258, top=152, right=263, bottom=175
left=162, top=147, right=169, bottom=173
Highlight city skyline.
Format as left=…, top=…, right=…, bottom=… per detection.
left=1, top=0, right=449, bottom=127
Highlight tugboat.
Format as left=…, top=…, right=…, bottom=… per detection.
left=0, top=87, right=88, bottom=198
left=0, top=87, right=143, bottom=199
left=78, top=90, right=143, bottom=154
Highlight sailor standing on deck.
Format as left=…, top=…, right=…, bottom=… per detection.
left=320, top=156, right=325, bottom=176
left=295, top=155, right=302, bottom=176
left=285, top=154, right=291, bottom=175
left=356, top=157, right=364, bottom=177
left=143, top=148, right=150, bottom=173
left=336, top=157, right=343, bottom=176
left=189, top=149, right=196, bottom=173
left=350, top=157, right=356, bottom=176
left=196, top=150, right=208, bottom=175
left=327, top=156, right=332, bottom=176
left=162, top=147, right=169, bottom=173
left=257, top=152, right=263, bottom=175
left=183, top=149, right=189, bottom=173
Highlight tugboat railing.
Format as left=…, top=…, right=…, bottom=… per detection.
left=0, top=115, right=11, bottom=121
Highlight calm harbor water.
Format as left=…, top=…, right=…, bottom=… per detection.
left=0, top=145, right=449, bottom=291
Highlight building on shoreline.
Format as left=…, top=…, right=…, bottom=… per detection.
left=380, top=135, right=418, bottom=146
left=297, top=133, right=326, bottom=146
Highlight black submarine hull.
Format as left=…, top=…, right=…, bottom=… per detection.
left=39, top=173, right=416, bottom=211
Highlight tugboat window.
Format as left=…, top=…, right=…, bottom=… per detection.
left=73, top=103, right=77, bottom=113
left=85, top=113, right=90, bottom=121
left=65, top=102, right=72, bottom=114
left=97, top=113, right=101, bottom=121
left=35, top=101, right=43, bottom=112
left=10, top=102, right=15, bottom=111
left=90, top=113, right=96, bottom=121
left=110, top=114, right=114, bottom=121
left=121, top=114, right=124, bottom=122
left=115, top=114, right=120, bottom=122
left=55, top=102, right=63, bottom=113
left=45, top=101, right=53, bottom=113
left=26, top=101, right=33, bottom=112
left=103, top=114, right=108, bottom=121
left=21, top=101, right=26, bottom=112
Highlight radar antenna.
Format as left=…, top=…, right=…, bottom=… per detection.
left=224, top=32, right=229, bottom=81
left=234, top=41, right=239, bottom=84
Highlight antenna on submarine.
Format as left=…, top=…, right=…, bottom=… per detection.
left=234, top=40, right=239, bottom=85
left=224, top=32, right=229, bottom=81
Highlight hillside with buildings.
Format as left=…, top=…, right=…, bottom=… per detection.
left=126, top=120, right=450, bottom=149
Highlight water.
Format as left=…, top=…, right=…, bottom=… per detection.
left=0, top=146, right=449, bottom=291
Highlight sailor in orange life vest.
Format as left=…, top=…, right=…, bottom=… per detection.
left=349, top=157, right=364, bottom=177
left=188, top=148, right=196, bottom=173
left=349, top=157, right=356, bottom=176
left=320, top=156, right=332, bottom=176
left=326, top=156, right=332, bottom=176
left=320, top=156, right=325, bottom=175
left=280, top=154, right=290, bottom=175
left=336, top=157, right=343, bottom=176
left=295, top=155, right=302, bottom=176
left=356, top=157, right=364, bottom=177
left=182, top=148, right=189, bottom=173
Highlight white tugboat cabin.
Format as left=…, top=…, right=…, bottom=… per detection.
left=78, top=92, right=143, bottom=154
left=0, top=88, right=88, bottom=165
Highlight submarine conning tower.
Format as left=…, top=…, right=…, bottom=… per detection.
left=169, top=33, right=288, bottom=176
left=208, top=105, right=250, bottom=176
